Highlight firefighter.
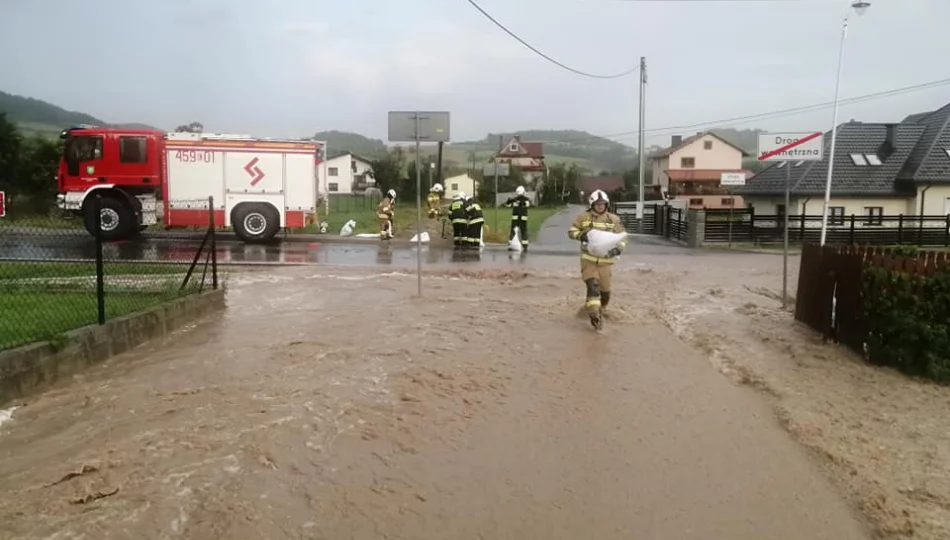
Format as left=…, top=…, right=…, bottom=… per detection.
left=426, top=183, right=444, bottom=219
left=464, top=195, right=485, bottom=250
left=376, top=189, right=396, bottom=240
left=448, top=191, right=468, bottom=248
left=504, top=185, right=531, bottom=251
left=567, top=189, right=627, bottom=330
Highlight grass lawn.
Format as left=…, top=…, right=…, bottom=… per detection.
left=0, top=289, right=186, bottom=351
left=0, top=261, right=189, bottom=280
left=308, top=202, right=561, bottom=242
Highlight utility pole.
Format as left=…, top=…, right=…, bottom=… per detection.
left=636, top=56, right=647, bottom=233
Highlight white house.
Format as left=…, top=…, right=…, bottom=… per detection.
left=323, top=153, right=375, bottom=195
left=444, top=173, right=477, bottom=200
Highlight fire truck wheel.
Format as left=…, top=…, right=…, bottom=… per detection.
left=83, top=196, right=135, bottom=241
left=232, top=203, right=279, bottom=243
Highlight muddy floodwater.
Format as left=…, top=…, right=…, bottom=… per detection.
left=1, top=248, right=946, bottom=539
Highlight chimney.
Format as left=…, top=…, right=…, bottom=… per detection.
left=879, top=123, right=898, bottom=160
left=671, top=135, right=682, bottom=147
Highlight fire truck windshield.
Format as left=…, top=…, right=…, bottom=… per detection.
left=64, top=135, right=103, bottom=175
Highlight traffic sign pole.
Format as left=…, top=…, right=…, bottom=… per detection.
left=414, top=113, right=422, bottom=297
left=783, top=162, right=790, bottom=310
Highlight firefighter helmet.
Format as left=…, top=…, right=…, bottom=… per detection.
left=515, top=185, right=526, bottom=196
left=432, top=183, right=444, bottom=193
left=589, top=189, right=610, bottom=208
left=386, top=189, right=397, bottom=200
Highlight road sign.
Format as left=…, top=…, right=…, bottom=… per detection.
left=757, top=132, right=824, bottom=162
left=0, top=191, right=5, bottom=217
left=244, top=157, right=265, bottom=186
left=483, top=163, right=510, bottom=177
left=720, top=172, right=747, bottom=186
left=387, top=111, right=451, bottom=142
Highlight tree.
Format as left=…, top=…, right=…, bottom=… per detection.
left=539, top=162, right=581, bottom=205
left=370, top=147, right=406, bottom=195
left=0, top=112, right=63, bottom=214
left=175, top=121, right=203, bottom=133
left=0, top=113, right=23, bottom=194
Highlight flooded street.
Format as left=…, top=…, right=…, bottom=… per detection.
left=0, top=249, right=880, bottom=540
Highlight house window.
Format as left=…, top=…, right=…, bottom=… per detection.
left=850, top=154, right=868, bottom=166
left=328, top=167, right=339, bottom=176
left=864, top=154, right=882, bottom=166
left=689, top=198, right=703, bottom=206
left=721, top=198, right=734, bottom=206
left=777, top=204, right=786, bottom=217
left=328, top=182, right=339, bottom=192
left=508, top=143, right=519, bottom=152
left=704, top=140, right=713, bottom=150
left=681, top=157, right=696, bottom=168
left=829, top=206, right=845, bottom=225
left=451, top=183, right=458, bottom=191
left=119, top=136, right=147, bottom=164
left=864, top=206, right=883, bottom=226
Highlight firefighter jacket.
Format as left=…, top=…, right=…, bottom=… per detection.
left=376, top=197, right=394, bottom=221
left=448, top=199, right=468, bottom=224
left=567, top=209, right=626, bottom=264
left=426, top=192, right=441, bottom=213
left=464, top=199, right=484, bottom=224
left=504, top=194, right=531, bottom=221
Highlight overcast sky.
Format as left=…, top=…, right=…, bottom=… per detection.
left=1, top=0, right=948, bottom=147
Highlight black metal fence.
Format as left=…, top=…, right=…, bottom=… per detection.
left=0, top=197, right=220, bottom=352
left=704, top=209, right=950, bottom=246
left=326, top=193, right=382, bottom=213
left=614, top=202, right=688, bottom=242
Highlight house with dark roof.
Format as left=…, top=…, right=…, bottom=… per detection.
left=577, top=175, right=625, bottom=198
left=737, top=102, right=950, bottom=224
left=650, top=132, right=752, bottom=209
left=491, top=136, right=546, bottom=187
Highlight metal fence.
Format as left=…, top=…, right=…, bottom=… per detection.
left=326, top=193, right=382, bottom=213
left=0, top=197, right=220, bottom=352
left=614, top=202, right=688, bottom=242
left=704, top=210, right=950, bottom=246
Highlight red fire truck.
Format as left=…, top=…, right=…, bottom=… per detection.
left=56, top=125, right=327, bottom=243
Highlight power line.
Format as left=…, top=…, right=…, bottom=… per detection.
left=462, top=0, right=640, bottom=79
left=542, top=77, right=950, bottom=145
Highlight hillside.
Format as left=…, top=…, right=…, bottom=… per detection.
left=313, top=130, right=388, bottom=159
left=0, top=90, right=158, bottom=137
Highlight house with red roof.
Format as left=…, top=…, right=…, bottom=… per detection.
left=650, top=132, right=753, bottom=209
left=491, top=136, right=546, bottom=187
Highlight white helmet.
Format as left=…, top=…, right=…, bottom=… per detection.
left=432, top=183, right=444, bottom=193
left=515, top=185, right=526, bottom=196
left=589, top=189, right=610, bottom=207
left=386, top=189, right=396, bottom=200
left=456, top=191, right=467, bottom=200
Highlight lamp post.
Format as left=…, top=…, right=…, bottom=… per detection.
left=819, top=0, right=871, bottom=246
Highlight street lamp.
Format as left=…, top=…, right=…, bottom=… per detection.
left=819, top=0, right=871, bottom=246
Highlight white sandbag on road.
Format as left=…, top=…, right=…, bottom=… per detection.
left=339, top=220, right=357, bottom=236
left=586, top=229, right=629, bottom=257
left=509, top=228, right=523, bottom=252
left=410, top=231, right=431, bottom=243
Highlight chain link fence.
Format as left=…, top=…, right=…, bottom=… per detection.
left=0, top=197, right=221, bottom=352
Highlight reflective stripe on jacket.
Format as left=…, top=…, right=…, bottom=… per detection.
left=568, top=210, right=627, bottom=263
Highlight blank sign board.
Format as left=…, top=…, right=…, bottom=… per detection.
left=387, top=111, right=451, bottom=143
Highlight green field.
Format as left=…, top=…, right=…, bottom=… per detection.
left=314, top=196, right=560, bottom=242
left=0, top=261, right=207, bottom=351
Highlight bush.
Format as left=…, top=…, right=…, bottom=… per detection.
left=862, top=265, right=950, bottom=383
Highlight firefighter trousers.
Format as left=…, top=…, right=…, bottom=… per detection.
left=378, top=218, right=393, bottom=239
left=467, top=222, right=484, bottom=248
left=581, top=259, right=613, bottom=315
left=452, top=223, right=466, bottom=247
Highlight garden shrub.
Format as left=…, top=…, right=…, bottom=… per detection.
left=862, top=264, right=950, bottom=383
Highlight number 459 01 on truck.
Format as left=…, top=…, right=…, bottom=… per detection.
left=56, top=126, right=327, bottom=243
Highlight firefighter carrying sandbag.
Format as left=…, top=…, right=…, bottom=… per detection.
left=377, top=189, right=396, bottom=240
left=504, top=185, right=531, bottom=252
left=567, top=189, right=626, bottom=330
left=427, top=183, right=444, bottom=219
left=448, top=191, right=468, bottom=248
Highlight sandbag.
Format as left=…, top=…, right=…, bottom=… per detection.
left=409, top=231, right=430, bottom=243
left=339, top=219, right=357, bottom=236
left=586, top=229, right=629, bottom=257
left=508, top=228, right=523, bottom=252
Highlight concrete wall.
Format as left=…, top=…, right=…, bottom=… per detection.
left=0, top=289, right=226, bottom=406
